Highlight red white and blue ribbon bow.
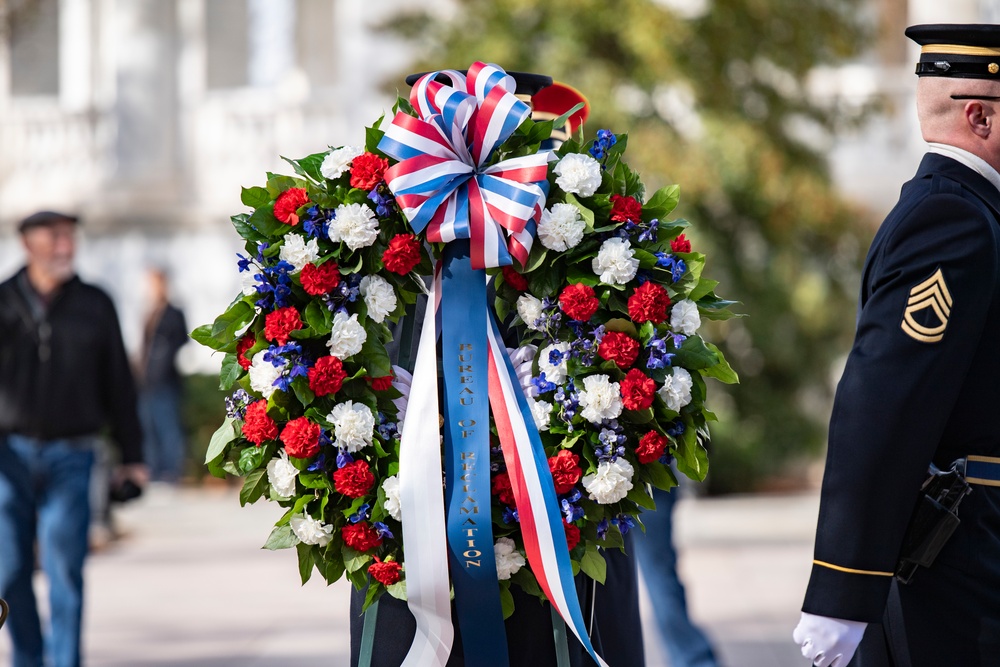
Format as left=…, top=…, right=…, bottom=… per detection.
left=378, top=61, right=552, bottom=269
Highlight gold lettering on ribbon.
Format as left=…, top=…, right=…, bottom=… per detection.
left=457, top=341, right=484, bottom=568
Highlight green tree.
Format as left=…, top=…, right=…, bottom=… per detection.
left=384, top=0, right=875, bottom=492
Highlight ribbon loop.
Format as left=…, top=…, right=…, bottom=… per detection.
left=379, top=62, right=554, bottom=269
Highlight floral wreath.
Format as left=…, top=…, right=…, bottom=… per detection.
left=195, top=64, right=737, bottom=625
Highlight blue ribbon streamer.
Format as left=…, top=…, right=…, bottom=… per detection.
left=441, top=240, right=510, bottom=666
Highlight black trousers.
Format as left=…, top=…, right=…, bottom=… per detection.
left=350, top=537, right=645, bottom=667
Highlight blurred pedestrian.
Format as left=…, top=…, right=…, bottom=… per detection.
left=0, top=211, right=146, bottom=667
left=634, top=484, right=719, bottom=667
left=138, top=266, right=189, bottom=484
left=795, top=24, right=1000, bottom=667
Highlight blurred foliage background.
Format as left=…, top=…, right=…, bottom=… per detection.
left=381, top=0, right=878, bottom=493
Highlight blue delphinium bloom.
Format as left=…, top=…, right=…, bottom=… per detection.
left=336, top=448, right=354, bottom=469
left=225, top=388, right=251, bottom=420
left=666, top=420, right=686, bottom=437
left=368, top=185, right=395, bottom=217
left=373, top=522, right=394, bottom=540
left=596, top=518, right=610, bottom=540
left=612, top=513, right=636, bottom=535
left=349, top=503, right=372, bottom=523
left=302, top=205, right=332, bottom=239
left=554, top=379, right=580, bottom=431
left=638, top=218, right=659, bottom=243
left=531, top=371, right=557, bottom=395
left=377, top=412, right=399, bottom=442
left=654, top=253, right=687, bottom=283
left=646, top=335, right=676, bottom=370
left=306, top=452, right=327, bottom=472
left=254, top=260, right=296, bottom=310
left=502, top=506, right=520, bottom=524
left=596, top=422, right=627, bottom=462
left=322, top=273, right=362, bottom=313
left=561, top=489, right=585, bottom=523
left=589, top=129, right=618, bottom=162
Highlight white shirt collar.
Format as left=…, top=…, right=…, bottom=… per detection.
left=926, top=142, right=1000, bottom=194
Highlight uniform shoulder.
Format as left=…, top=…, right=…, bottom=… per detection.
left=883, top=183, right=996, bottom=250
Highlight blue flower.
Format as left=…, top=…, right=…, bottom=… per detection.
left=531, top=372, right=557, bottom=395
left=306, top=453, right=327, bottom=472
left=646, top=335, right=676, bottom=370
left=590, top=129, right=618, bottom=162
left=502, top=506, right=520, bottom=524
left=373, top=521, right=394, bottom=540
left=367, top=185, right=395, bottom=218
left=225, top=389, right=251, bottom=420
left=612, top=514, right=636, bottom=536
left=349, top=503, right=372, bottom=523
left=666, top=420, right=686, bottom=437
left=302, top=205, right=331, bottom=239
left=336, top=448, right=354, bottom=469
left=237, top=254, right=253, bottom=272
left=638, top=218, right=659, bottom=243
left=597, top=518, right=610, bottom=540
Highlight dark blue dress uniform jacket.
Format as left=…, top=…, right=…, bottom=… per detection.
left=802, top=153, right=1000, bottom=666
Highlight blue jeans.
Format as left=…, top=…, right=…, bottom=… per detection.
left=0, top=435, right=94, bottom=667
left=634, top=486, right=719, bottom=667
left=139, top=386, right=186, bottom=483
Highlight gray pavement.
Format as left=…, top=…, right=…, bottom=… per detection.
left=0, top=484, right=819, bottom=667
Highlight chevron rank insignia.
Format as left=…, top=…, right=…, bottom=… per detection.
left=901, top=268, right=952, bottom=343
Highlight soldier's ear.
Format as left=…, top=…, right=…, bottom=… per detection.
left=965, top=100, right=993, bottom=138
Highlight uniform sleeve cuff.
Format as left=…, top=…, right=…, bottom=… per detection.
left=801, top=561, right=893, bottom=623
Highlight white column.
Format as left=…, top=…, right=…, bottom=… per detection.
left=59, top=0, right=91, bottom=111
left=247, top=0, right=295, bottom=88
left=908, top=0, right=979, bottom=25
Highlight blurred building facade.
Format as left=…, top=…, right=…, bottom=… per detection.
left=0, top=0, right=416, bottom=370
left=0, top=0, right=995, bottom=372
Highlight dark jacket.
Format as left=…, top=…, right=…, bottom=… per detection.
left=803, top=153, right=1000, bottom=664
left=141, top=302, right=188, bottom=389
left=0, top=268, right=143, bottom=463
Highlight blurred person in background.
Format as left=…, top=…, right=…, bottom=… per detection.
left=0, top=211, right=146, bottom=667
left=137, top=266, right=189, bottom=486
left=795, top=24, right=1000, bottom=667
left=634, top=484, right=719, bottom=667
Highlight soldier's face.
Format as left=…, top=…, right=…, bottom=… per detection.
left=21, top=221, right=77, bottom=283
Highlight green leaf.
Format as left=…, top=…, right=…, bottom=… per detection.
left=220, top=354, right=243, bottom=391
left=626, top=485, right=656, bottom=510
left=205, top=417, right=239, bottom=465
left=263, top=524, right=298, bottom=550
left=238, top=443, right=271, bottom=475
left=239, top=468, right=269, bottom=506
left=672, top=336, right=719, bottom=370
left=580, top=545, right=607, bottom=584
left=241, top=186, right=272, bottom=209
left=246, top=205, right=284, bottom=238
left=643, top=184, right=680, bottom=219
left=674, top=425, right=709, bottom=482
left=282, top=151, right=328, bottom=182
left=564, top=192, right=596, bottom=232
left=343, top=545, right=372, bottom=574
left=499, top=583, right=515, bottom=620
left=366, top=121, right=387, bottom=154
left=510, top=567, right=543, bottom=599
left=360, top=326, right=393, bottom=378
left=191, top=324, right=230, bottom=352
left=386, top=579, right=408, bottom=601
left=210, top=299, right=255, bottom=344
left=702, top=342, right=740, bottom=384
left=688, top=278, right=719, bottom=303
left=642, top=461, right=678, bottom=491
left=296, top=543, right=315, bottom=585
left=318, top=553, right=347, bottom=584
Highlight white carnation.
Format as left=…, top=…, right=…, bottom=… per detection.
left=290, top=513, right=333, bottom=546
left=537, top=203, right=587, bottom=251
left=554, top=153, right=602, bottom=198
left=327, top=311, right=367, bottom=359
left=327, top=400, right=376, bottom=452
left=382, top=475, right=402, bottom=522
left=239, top=269, right=258, bottom=297
left=516, top=294, right=544, bottom=331
left=538, top=341, right=571, bottom=385
left=658, top=367, right=694, bottom=412
left=360, top=275, right=397, bottom=324
left=320, top=145, right=363, bottom=179
left=670, top=299, right=701, bottom=336
left=248, top=349, right=286, bottom=398
left=592, top=237, right=639, bottom=285
left=582, top=458, right=635, bottom=504
left=329, top=203, right=379, bottom=250
left=266, top=450, right=299, bottom=498
left=278, top=234, right=320, bottom=274
left=494, top=536, right=526, bottom=580
left=530, top=399, right=553, bottom=432
left=578, top=374, right=623, bottom=424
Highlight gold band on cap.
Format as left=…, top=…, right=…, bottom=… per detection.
left=921, top=44, right=1000, bottom=57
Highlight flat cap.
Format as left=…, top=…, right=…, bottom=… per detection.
left=907, top=24, right=1000, bottom=78
left=17, top=211, right=80, bottom=233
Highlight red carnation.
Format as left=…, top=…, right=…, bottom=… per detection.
left=382, top=233, right=423, bottom=275
left=300, top=261, right=340, bottom=295
left=274, top=187, right=309, bottom=225
left=636, top=431, right=668, bottom=464
left=367, top=375, right=394, bottom=391
left=598, top=331, right=640, bottom=369
left=342, top=521, right=383, bottom=552
left=559, top=283, right=600, bottom=322
left=502, top=265, right=529, bottom=292
left=368, top=557, right=403, bottom=586
left=264, top=306, right=303, bottom=345
left=621, top=368, right=657, bottom=411
left=242, top=400, right=278, bottom=446
left=308, top=356, right=347, bottom=397
left=628, top=282, right=671, bottom=324
left=671, top=233, right=691, bottom=253
left=492, top=472, right=516, bottom=506
left=350, top=152, right=389, bottom=191
left=281, top=416, right=321, bottom=459
left=236, top=333, right=256, bottom=370
left=548, top=450, right=582, bottom=495
left=564, top=521, right=581, bottom=551
left=334, top=460, right=375, bottom=498
left=610, top=194, right=642, bottom=224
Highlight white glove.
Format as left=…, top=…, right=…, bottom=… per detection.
left=390, top=365, right=413, bottom=425
left=506, top=345, right=538, bottom=397
left=793, top=612, right=867, bottom=667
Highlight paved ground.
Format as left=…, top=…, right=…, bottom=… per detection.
left=0, top=484, right=819, bottom=666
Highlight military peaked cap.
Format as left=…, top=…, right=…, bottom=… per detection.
left=907, top=23, right=1000, bottom=78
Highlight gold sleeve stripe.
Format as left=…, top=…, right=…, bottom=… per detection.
left=812, top=560, right=894, bottom=577
left=921, top=44, right=1000, bottom=57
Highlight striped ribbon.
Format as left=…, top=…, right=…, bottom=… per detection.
left=377, top=61, right=552, bottom=269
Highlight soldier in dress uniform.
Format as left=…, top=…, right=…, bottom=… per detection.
left=794, top=24, right=1000, bottom=667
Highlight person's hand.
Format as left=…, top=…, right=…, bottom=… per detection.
left=391, top=365, right=413, bottom=424
left=793, top=612, right=867, bottom=667
left=506, top=345, right=538, bottom=397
